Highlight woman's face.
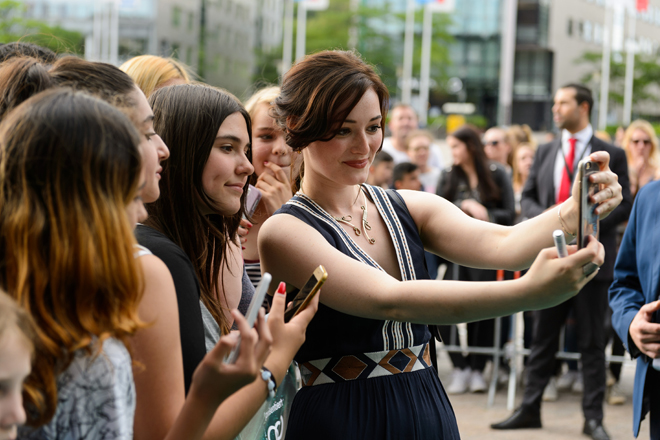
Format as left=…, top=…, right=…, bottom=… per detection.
left=303, top=88, right=383, bottom=186
left=448, top=136, right=470, bottom=167
left=515, top=146, right=535, bottom=179
left=202, top=112, right=254, bottom=215
left=128, top=86, right=170, bottom=204
left=628, top=128, right=653, bottom=162
left=251, top=103, right=292, bottom=176
left=407, top=135, right=431, bottom=168
left=0, top=330, right=31, bottom=440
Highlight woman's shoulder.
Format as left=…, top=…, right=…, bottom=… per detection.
left=61, top=338, right=133, bottom=391
left=22, top=338, right=135, bottom=440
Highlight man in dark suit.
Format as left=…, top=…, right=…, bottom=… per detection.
left=491, top=84, right=632, bottom=440
left=609, top=180, right=660, bottom=440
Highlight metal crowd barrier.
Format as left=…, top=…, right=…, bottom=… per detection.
left=435, top=267, right=632, bottom=410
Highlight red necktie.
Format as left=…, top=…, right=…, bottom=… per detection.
left=557, top=138, right=576, bottom=203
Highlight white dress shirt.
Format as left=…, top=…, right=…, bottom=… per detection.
left=553, top=124, right=593, bottom=202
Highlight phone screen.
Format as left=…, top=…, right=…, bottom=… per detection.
left=284, top=266, right=327, bottom=322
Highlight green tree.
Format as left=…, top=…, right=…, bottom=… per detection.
left=575, top=50, right=660, bottom=116
left=303, top=0, right=452, bottom=98
left=251, top=0, right=453, bottom=99
left=0, top=1, right=84, bottom=54
left=252, top=44, right=282, bottom=86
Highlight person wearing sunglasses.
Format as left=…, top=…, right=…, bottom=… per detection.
left=483, top=127, right=513, bottom=174
left=621, top=120, right=660, bottom=198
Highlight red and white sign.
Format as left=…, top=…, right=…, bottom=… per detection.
left=427, top=0, right=455, bottom=13
left=636, top=0, right=648, bottom=12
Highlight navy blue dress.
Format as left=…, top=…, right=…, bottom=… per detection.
left=276, top=184, right=460, bottom=440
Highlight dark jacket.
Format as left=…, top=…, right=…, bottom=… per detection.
left=521, top=136, right=632, bottom=281
left=437, top=161, right=515, bottom=226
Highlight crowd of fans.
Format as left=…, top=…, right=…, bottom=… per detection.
left=0, top=41, right=654, bottom=440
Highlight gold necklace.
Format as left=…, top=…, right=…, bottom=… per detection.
left=333, top=187, right=375, bottom=245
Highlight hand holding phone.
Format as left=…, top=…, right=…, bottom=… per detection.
left=577, top=160, right=600, bottom=276
left=224, top=272, right=272, bottom=364
left=284, top=265, right=327, bottom=323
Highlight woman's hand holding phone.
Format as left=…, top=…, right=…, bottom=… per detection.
left=262, top=281, right=320, bottom=386
left=189, top=308, right=272, bottom=408
left=521, top=235, right=604, bottom=311
left=568, top=151, right=622, bottom=220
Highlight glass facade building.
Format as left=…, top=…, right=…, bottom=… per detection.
left=446, top=0, right=502, bottom=126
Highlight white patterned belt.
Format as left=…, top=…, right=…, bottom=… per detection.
left=299, top=342, right=432, bottom=387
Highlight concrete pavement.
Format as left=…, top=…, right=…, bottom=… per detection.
left=435, top=347, right=649, bottom=440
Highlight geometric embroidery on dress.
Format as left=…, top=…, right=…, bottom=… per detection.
left=299, top=343, right=432, bottom=387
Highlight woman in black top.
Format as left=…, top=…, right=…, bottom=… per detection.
left=436, top=125, right=515, bottom=394
left=138, top=84, right=317, bottom=439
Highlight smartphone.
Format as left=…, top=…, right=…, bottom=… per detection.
left=244, top=185, right=262, bottom=219
left=283, top=265, right=327, bottom=323
left=224, top=272, right=272, bottom=364
left=577, top=160, right=600, bottom=276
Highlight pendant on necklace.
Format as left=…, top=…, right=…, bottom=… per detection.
left=333, top=187, right=376, bottom=245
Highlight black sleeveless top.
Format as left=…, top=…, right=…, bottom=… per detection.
left=275, top=184, right=432, bottom=362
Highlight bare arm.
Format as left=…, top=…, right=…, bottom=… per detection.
left=133, top=255, right=316, bottom=440
left=406, top=150, right=622, bottom=271
left=199, top=285, right=318, bottom=440
left=132, top=255, right=186, bottom=440
left=259, top=212, right=602, bottom=325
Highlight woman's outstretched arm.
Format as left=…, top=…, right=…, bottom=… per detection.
left=406, top=150, right=621, bottom=271
left=259, top=210, right=602, bottom=326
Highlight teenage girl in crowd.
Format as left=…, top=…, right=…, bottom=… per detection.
left=139, top=83, right=317, bottom=439
left=242, top=86, right=294, bottom=288
left=0, top=291, right=36, bottom=440
left=0, top=88, right=265, bottom=439
left=435, top=125, right=515, bottom=394
left=120, top=55, right=191, bottom=97
left=258, top=50, right=622, bottom=439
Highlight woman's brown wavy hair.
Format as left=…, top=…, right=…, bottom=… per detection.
left=147, top=84, right=251, bottom=335
left=273, top=50, right=389, bottom=152
left=0, top=88, right=145, bottom=426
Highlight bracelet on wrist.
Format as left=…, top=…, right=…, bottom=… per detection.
left=261, top=366, right=277, bottom=398
left=557, top=205, right=575, bottom=237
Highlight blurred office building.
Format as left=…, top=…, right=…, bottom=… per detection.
left=446, top=0, right=660, bottom=129
left=18, top=0, right=283, bottom=98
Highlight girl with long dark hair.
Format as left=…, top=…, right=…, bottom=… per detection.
left=138, top=84, right=317, bottom=439
left=436, top=125, right=515, bottom=394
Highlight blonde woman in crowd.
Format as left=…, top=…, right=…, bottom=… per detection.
left=242, top=86, right=294, bottom=288
left=621, top=119, right=660, bottom=198
left=508, top=124, right=537, bottom=149
left=511, top=142, right=536, bottom=223
left=120, top=55, right=191, bottom=97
